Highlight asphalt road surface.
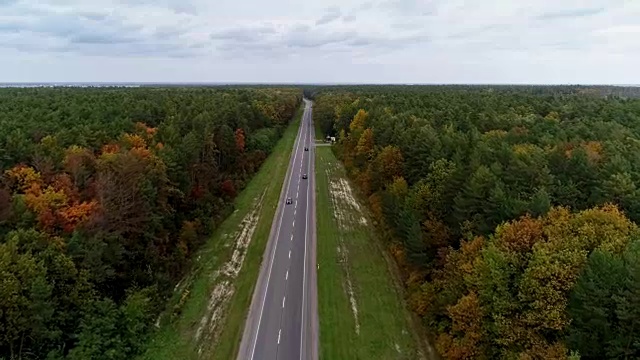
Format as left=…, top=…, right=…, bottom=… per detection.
left=237, top=99, right=318, bottom=360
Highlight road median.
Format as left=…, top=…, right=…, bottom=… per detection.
left=315, top=146, right=422, bottom=359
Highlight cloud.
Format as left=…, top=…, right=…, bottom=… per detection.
left=210, top=24, right=276, bottom=44
left=0, top=21, right=22, bottom=33
left=446, top=24, right=511, bottom=40
left=0, top=2, right=202, bottom=57
left=357, top=1, right=374, bottom=11
left=209, top=17, right=430, bottom=61
left=0, top=0, right=638, bottom=83
left=287, top=29, right=355, bottom=48
left=343, top=15, right=356, bottom=22
left=211, top=24, right=356, bottom=56
left=34, top=13, right=144, bottom=39
left=536, top=7, right=605, bottom=20
left=69, top=32, right=137, bottom=45
left=79, top=12, right=109, bottom=21
left=77, top=42, right=200, bottom=58
left=290, top=23, right=310, bottom=33
left=154, top=26, right=187, bottom=40
left=595, top=25, right=640, bottom=35
left=119, top=0, right=198, bottom=15
left=380, top=0, right=439, bottom=16
left=316, top=7, right=342, bottom=25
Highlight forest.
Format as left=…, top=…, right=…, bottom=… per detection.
left=0, top=87, right=301, bottom=359
left=313, top=85, right=640, bottom=359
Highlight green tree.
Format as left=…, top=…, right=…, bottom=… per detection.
left=0, top=234, right=52, bottom=359
left=567, top=241, right=640, bottom=359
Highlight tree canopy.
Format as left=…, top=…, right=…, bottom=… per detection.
left=0, top=86, right=301, bottom=359
left=314, top=85, right=640, bottom=359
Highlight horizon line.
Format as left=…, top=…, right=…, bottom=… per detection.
left=0, top=82, right=638, bottom=86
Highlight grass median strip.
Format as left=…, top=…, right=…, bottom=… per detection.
left=315, top=146, right=421, bottom=360
left=139, top=106, right=302, bottom=360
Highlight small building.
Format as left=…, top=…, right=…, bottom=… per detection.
left=324, top=135, right=337, bottom=143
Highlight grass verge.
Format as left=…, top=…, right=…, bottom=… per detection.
left=315, top=146, right=421, bottom=359
left=138, top=106, right=302, bottom=360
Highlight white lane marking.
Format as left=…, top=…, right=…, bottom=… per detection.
left=286, top=270, right=289, bottom=280
left=300, top=101, right=312, bottom=358
left=288, top=250, right=291, bottom=259
left=282, top=296, right=286, bottom=308
left=293, top=220, right=295, bottom=227
left=291, top=234, right=294, bottom=241
left=294, top=209, right=297, bottom=216
left=278, top=329, right=281, bottom=344
left=250, top=102, right=306, bottom=360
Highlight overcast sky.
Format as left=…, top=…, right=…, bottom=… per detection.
left=0, top=0, right=638, bottom=84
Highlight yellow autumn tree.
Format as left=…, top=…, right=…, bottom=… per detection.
left=356, top=128, right=375, bottom=161
left=349, top=109, right=368, bottom=133
left=4, top=165, right=42, bottom=193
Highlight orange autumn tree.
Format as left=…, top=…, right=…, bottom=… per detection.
left=93, top=130, right=169, bottom=237
left=25, top=184, right=67, bottom=231
left=5, top=164, right=99, bottom=233
left=57, top=200, right=99, bottom=233
left=436, top=291, right=485, bottom=360
left=101, top=143, right=120, bottom=154
left=135, top=121, right=157, bottom=139
left=4, top=165, right=59, bottom=230
left=5, top=144, right=144, bottom=235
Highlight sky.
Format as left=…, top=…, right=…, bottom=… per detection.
left=0, top=0, right=639, bottom=84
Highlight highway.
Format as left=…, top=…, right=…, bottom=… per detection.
left=237, top=99, right=318, bottom=360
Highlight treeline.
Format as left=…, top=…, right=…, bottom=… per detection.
left=314, top=86, right=640, bottom=359
left=0, top=87, right=301, bottom=359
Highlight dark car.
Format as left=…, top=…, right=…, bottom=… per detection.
left=286, top=197, right=292, bottom=204
left=304, top=146, right=309, bottom=151
left=302, top=174, right=308, bottom=179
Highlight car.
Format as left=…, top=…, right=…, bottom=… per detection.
left=304, top=146, right=309, bottom=151
left=286, top=197, right=292, bottom=204
left=302, top=174, right=308, bottom=179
